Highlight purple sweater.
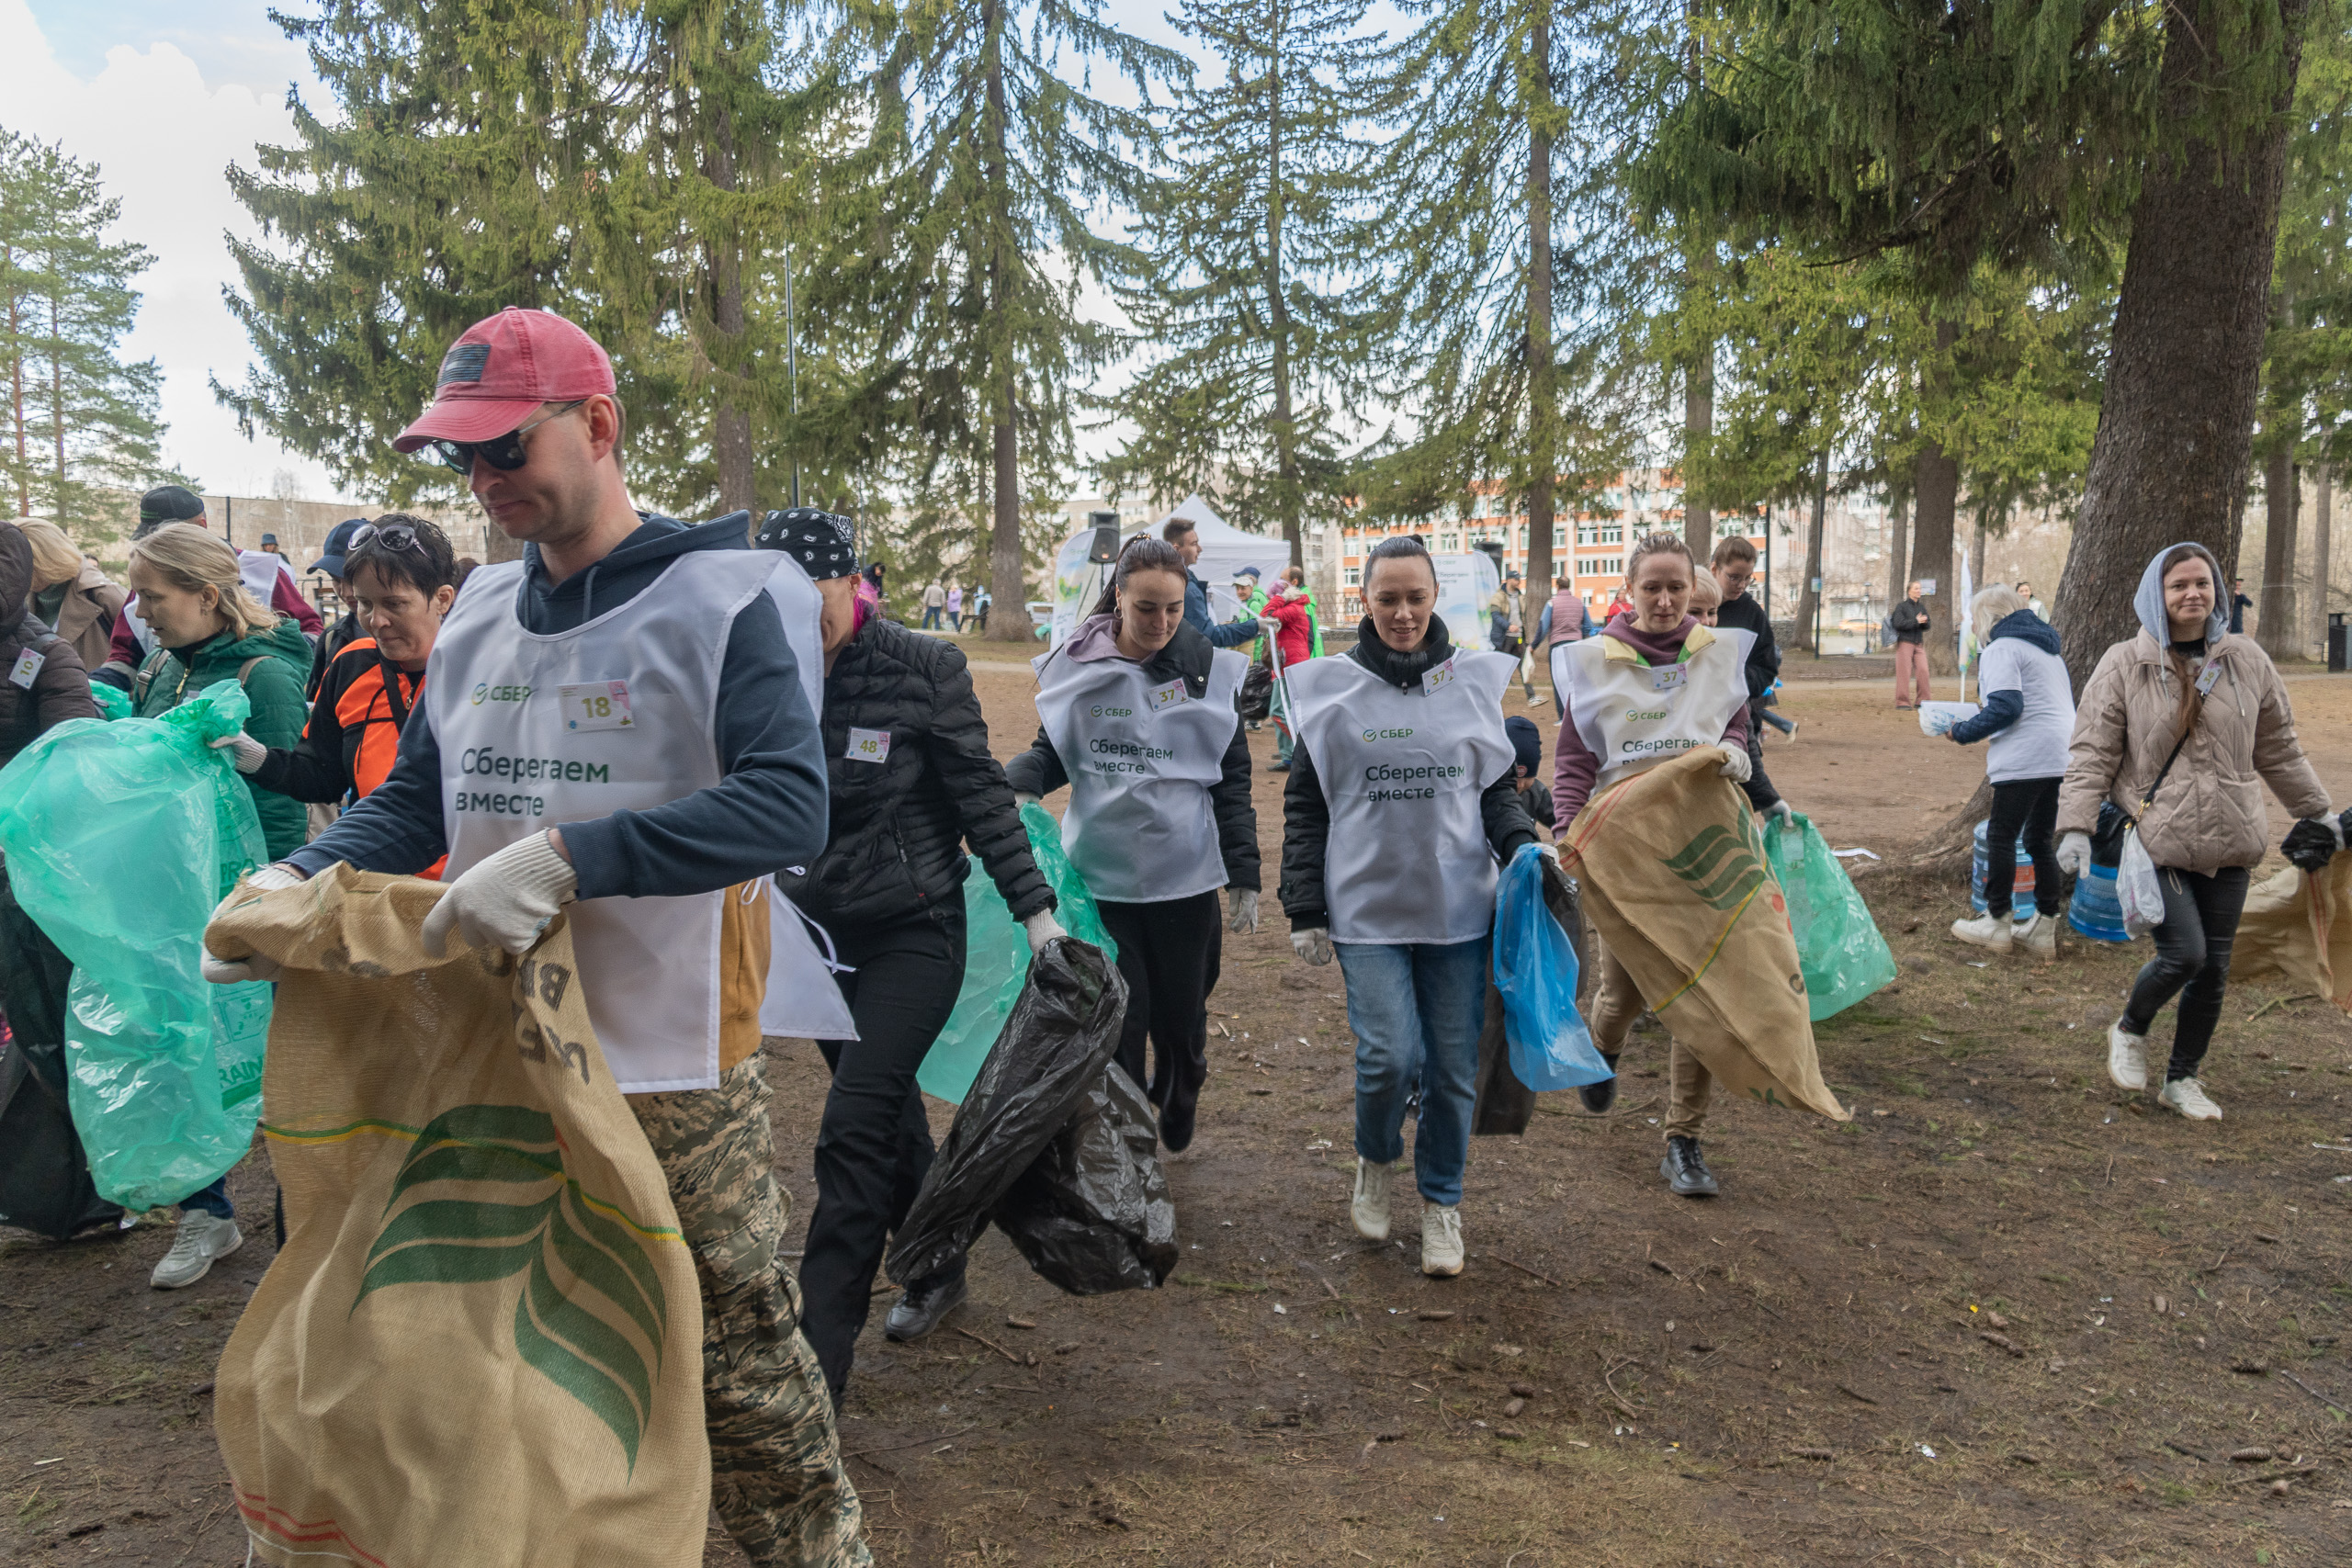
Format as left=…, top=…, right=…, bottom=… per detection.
left=1551, top=614, right=1750, bottom=825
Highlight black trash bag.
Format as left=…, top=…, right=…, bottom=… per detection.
left=1238, top=660, right=1273, bottom=723
left=2091, top=800, right=2132, bottom=869
left=887, top=937, right=1126, bottom=1287
left=991, top=1062, right=1177, bottom=1293
left=0, top=865, right=120, bottom=1240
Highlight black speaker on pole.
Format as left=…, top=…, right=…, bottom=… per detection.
left=1087, top=509, right=1122, bottom=564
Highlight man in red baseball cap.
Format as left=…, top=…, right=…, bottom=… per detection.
left=205, top=308, right=868, bottom=1565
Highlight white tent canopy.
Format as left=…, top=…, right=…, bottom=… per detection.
left=1046, top=494, right=1291, bottom=648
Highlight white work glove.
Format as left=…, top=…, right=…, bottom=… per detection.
left=1534, top=842, right=1560, bottom=865
left=207, top=732, right=268, bottom=775
left=1023, top=909, right=1066, bottom=955
left=421, top=832, right=579, bottom=959
left=1716, top=744, right=1752, bottom=784
left=202, top=863, right=304, bottom=982
left=1763, top=800, right=1792, bottom=823
left=2056, top=831, right=2092, bottom=878
left=1012, top=790, right=1040, bottom=807
left=1258, top=618, right=1283, bottom=639
left=1291, top=926, right=1335, bottom=966
left=1227, top=886, right=1261, bottom=933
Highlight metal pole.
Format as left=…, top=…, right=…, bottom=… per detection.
left=784, top=247, right=801, bottom=510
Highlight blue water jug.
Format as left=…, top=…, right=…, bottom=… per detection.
left=2067, top=860, right=2131, bottom=943
left=1968, top=818, right=2038, bottom=922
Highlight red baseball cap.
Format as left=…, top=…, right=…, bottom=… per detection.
left=392, top=307, right=616, bottom=452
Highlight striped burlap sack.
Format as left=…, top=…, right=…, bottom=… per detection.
left=1563, top=747, right=1849, bottom=1122
left=205, top=866, right=708, bottom=1567
left=2231, top=855, right=2352, bottom=1014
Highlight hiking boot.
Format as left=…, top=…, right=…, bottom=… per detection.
left=1351, top=1158, right=1394, bottom=1242
left=1579, top=1054, right=1621, bottom=1115
left=151, top=1211, right=242, bottom=1290
left=2157, top=1077, right=2223, bottom=1121
left=1420, top=1204, right=1464, bottom=1277
left=2017, top=911, right=2058, bottom=957
left=2106, top=1019, right=2150, bottom=1091
left=1659, top=1135, right=1719, bottom=1199
left=883, top=1269, right=967, bottom=1343
left=1950, top=912, right=2013, bottom=952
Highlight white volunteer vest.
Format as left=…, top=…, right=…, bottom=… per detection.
left=1554, top=624, right=1755, bottom=799
left=1288, top=648, right=1516, bottom=944
left=426, top=550, right=837, bottom=1091
left=1033, top=647, right=1246, bottom=903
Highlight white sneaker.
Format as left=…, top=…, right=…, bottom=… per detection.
left=1351, top=1158, right=1393, bottom=1242
left=1420, top=1204, right=1464, bottom=1278
left=2158, top=1077, right=2222, bottom=1121
left=2106, top=1019, right=2150, bottom=1091
left=151, top=1211, right=243, bottom=1290
left=2017, top=911, right=2057, bottom=957
left=1950, top=912, right=2013, bottom=952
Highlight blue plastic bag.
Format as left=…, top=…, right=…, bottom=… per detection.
left=0, top=679, right=274, bottom=1209
left=919, top=805, right=1122, bottom=1106
left=1762, top=809, right=1897, bottom=1021
left=1491, top=845, right=1611, bottom=1090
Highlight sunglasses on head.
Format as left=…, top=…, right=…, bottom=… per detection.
left=347, top=521, right=422, bottom=555
left=423, top=400, right=586, bottom=477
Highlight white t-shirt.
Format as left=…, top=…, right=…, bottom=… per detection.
left=1975, top=636, right=2075, bottom=784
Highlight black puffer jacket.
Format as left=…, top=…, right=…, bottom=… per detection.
left=783, top=616, right=1052, bottom=931
left=1002, top=620, right=1261, bottom=892
left=1278, top=614, right=1539, bottom=930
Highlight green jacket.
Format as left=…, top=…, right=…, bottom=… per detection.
left=131, top=618, right=314, bottom=861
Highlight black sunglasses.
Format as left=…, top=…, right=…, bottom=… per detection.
left=347, top=522, right=422, bottom=554
left=424, top=400, right=586, bottom=477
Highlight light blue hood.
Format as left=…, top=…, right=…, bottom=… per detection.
left=2132, top=542, right=2228, bottom=646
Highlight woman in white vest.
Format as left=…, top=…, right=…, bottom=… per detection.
left=1007, top=535, right=1260, bottom=1155
left=1278, top=536, right=1541, bottom=1278
left=1551, top=531, right=1756, bottom=1200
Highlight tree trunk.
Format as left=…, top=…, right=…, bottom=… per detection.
left=2050, top=0, right=2310, bottom=693
left=1914, top=321, right=1962, bottom=673
left=1266, top=13, right=1301, bottom=567
left=49, top=295, right=64, bottom=500
left=1971, top=511, right=1989, bottom=599
left=1792, top=447, right=1827, bottom=651
left=8, top=254, right=25, bottom=514
left=705, top=105, right=754, bottom=516
left=1523, top=6, right=1557, bottom=601
left=2312, top=460, right=2333, bottom=654
left=982, top=0, right=1028, bottom=642
left=1885, top=491, right=1909, bottom=617
left=1682, top=327, right=1713, bottom=561
left=2258, top=447, right=2299, bottom=659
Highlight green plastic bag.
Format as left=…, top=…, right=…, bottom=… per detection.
left=0, top=679, right=274, bottom=1209
left=1763, top=809, right=1896, bottom=1022
left=88, top=682, right=131, bottom=721
left=917, top=805, right=1121, bottom=1105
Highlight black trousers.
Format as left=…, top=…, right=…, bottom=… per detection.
left=2121, top=864, right=2251, bottom=1082
left=1984, top=775, right=2063, bottom=918
left=1098, top=892, right=1223, bottom=1124
left=1738, top=701, right=1782, bottom=813
left=797, top=904, right=967, bottom=1404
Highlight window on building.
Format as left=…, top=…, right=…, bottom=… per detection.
left=1343, top=567, right=1361, bottom=586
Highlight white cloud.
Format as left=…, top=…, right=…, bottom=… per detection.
left=0, top=0, right=350, bottom=501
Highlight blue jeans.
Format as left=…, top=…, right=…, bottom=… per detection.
left=183, top=1176, right=232, bottom=1219
left=1336, top=935, right=1489, bottom=1207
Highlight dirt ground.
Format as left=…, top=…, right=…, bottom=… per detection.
left=7, top=649, right=2352, bottom=1566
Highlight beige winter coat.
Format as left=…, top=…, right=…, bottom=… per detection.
left=2058, top=630, right=2331, bottom=875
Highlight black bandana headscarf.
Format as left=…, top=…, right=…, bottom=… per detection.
left=753, top=507, right=856, bottom=580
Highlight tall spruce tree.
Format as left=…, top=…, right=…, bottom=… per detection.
left=1101, top=0, right=1377, bottom=562
left=1636, top=0, right=2317, bottom=689
left=833, top=0, right=1183, bottom=638
left=1355, top=0, right=1645, bottom=592
left=0, top=130, right=168, bottom=538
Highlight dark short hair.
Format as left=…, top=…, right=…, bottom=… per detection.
left=1091, top=534, right=1189, bottom=617
left=1160, top=516, right=1198, bottom=545
left=1711, top=535, right=1758, bottom=568
left=1363, top=534, right=1438, bottom=588
left=345, top=513, right=458, bottom=597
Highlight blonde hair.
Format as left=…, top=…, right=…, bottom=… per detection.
left=1687, top=570, right=1723, bottom=612
left=1969, top=583, right=2026, bottom=646
left=15, top=517, right=85, bottom=588
left=129, top=523, right=280, bottom=641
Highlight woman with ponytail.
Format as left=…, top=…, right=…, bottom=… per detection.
left=1007, top=534, right=1260, bottom=1154
left=2057, top=542, right=2334, bottom=1122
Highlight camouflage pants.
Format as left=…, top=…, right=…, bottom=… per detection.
left=631, top=1055, right=871, bottom=1567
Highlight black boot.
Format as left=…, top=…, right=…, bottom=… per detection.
left=1579, top=1054, right=1620, bottom=1115
left=883, top=1266, right=968, bottom=1343
left=1659, top=1134, right=1719, bottom=1198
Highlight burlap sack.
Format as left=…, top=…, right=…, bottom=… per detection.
left=1563, top=748, right=1849, bottom=1121
left=2231, top=857, right=2352, bottom=1012
left=206, top=866, right=709, bottom=1567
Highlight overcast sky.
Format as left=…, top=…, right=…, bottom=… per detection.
left=0, top=1, right=1402, bottom=507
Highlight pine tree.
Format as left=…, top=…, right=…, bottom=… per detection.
left=0, top=130, right=169, bottom=539
left=1100, top=0, right=1377, bottom=562
left=1354, top=0, right=1645, bottom=594
left=829, top=0, right=1184, bottom=638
